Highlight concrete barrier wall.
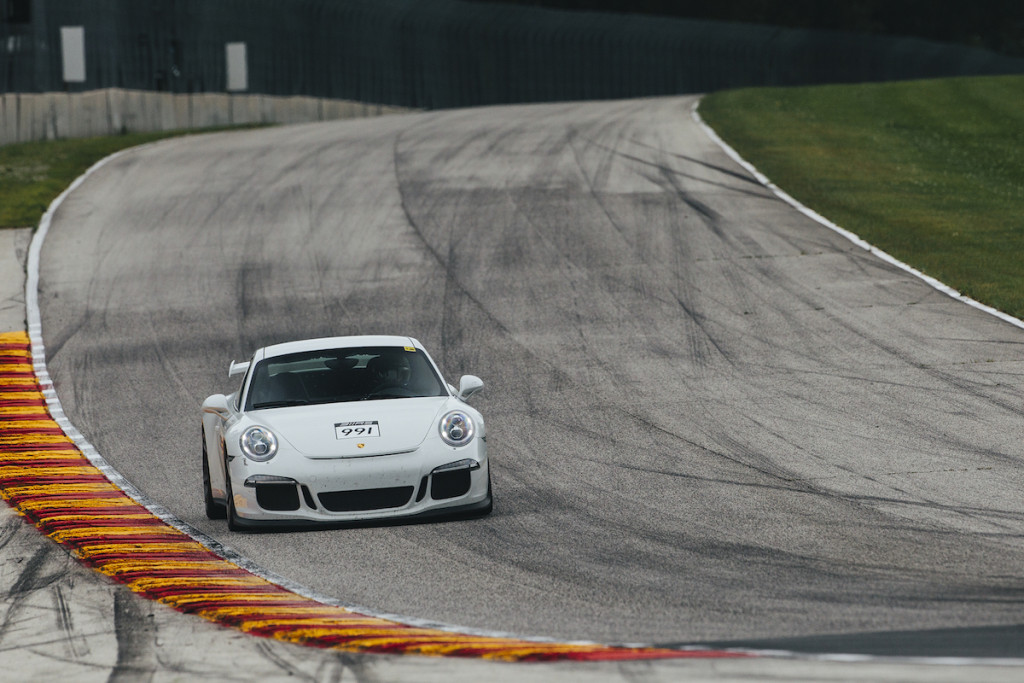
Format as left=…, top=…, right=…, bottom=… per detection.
left=0, top=89, right=409, bottom=145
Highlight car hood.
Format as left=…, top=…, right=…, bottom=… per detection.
left=253, top=396, right=452, bottom=458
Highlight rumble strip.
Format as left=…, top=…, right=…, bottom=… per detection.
left=0, top=330, right=744, bottom=661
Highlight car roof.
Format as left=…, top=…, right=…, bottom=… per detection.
left=259, top=335, right=422, bottom=360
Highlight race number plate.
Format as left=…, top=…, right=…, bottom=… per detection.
left=335, top=420, right=381, bottom=439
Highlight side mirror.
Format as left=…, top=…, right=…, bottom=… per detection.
left=457, top=375, right=484, bottom=401
left=228, top=360, right=250, bottom=378
left=202, top=393, right=231, bottom=417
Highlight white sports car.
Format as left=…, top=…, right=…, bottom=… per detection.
left=201, top=335, right=491, bottom=530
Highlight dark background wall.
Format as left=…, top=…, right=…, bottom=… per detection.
left=479, top=1, right=1024, bottom=58
left=2, top=0, right=1022, bottom=108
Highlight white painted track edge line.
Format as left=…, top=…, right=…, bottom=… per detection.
left=690, top=98, right=1024, bottom=333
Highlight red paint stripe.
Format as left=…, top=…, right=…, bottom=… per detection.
left=169, top=597, right=321, bottom=612
left=1, top=475, right=111, bottom=484
left=137, top=586, right=291, bottom=602
left=27, top=499, right=149, bottom=509
left=28, top=510, right=158, bottom=523
left=211, top=611, right=386, bottom=627
left=79, top=553, right=227, bottom=568
left=4, top=489, right=128, bottom=501
left=73, top=542, right=213, bottom=555
left=0, top=442, right=77, bottom=451
left=0, top=450, right=83, bottom=458
left=58, top=533, right=192, bottom=547
left=0, top=460, right=92, bottom=468
left=98, top=569, right=255, bottom=581
left=38, top=518, right=170, bottom=531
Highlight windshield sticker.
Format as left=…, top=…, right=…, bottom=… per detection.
left=404, top=346, right=416, bottom=352
left=335, top=420, right=381, bottom=439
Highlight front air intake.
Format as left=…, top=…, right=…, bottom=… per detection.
left=255, top=483, right=301, bottom=511
left=431, top=469, right=471, bottom=500
left=318, top=486, right=414, bottom=512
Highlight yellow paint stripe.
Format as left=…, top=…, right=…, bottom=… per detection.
left=0, top=452, right=84, bottom=462
left=422, top=643, right=566, bottom=658
left=0, top=420, right=66, bottom=429
left=16, top=497, right=138, bottom=511
left=49, top=526, right=188, bottom=542
left=200, top=610, right=387, bottom=626
left=34, top=514, right=156, bottom=524
left=73, top=542, right=212, bottom=558
left=160, top=593, right=310, bottom=607
left=0, top=378, right=38, bottom=387
left=280, top=634, right=520, bottom=650
left=0, top=409, right=49, bottom=418
left=95, top=559, right=235, bottom=576
left=125, top=576, right=272, bottom=591
left=0, top=447, right=81, bottom=457
left=0, top=363, right=33, bottom=373
left=257, top=629, right=478, bottom=643
left=0, top=433, right=73, bottom=445
left=0, top=466, right=103, bottom=478
left=236, top=620, right=440, bottom=633
left=0, top=392, right=45, bottom=401
left=0, top=483, right=122, bottom=498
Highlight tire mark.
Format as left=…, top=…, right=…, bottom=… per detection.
left=54, top=584, right=90, bottom=660
left=108, top=589, right=156, bottom=683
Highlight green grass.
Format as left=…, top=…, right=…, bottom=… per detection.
left=0, top=127, right=263, bottom=229
left=700, top=75, right=1024, bottom=320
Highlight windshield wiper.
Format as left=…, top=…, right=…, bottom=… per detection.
left=252, top=399, right=308, bottom=409
left=360, top=392, right=408, bottom=400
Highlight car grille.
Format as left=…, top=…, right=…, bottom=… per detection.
left=317, top=486, right=414, bottom=512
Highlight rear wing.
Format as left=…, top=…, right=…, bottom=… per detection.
left=228, top=360, right=250, bottom=378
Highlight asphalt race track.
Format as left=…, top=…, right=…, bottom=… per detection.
left=37, top=96, right=1024, bottom=655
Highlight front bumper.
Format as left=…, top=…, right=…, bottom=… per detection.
left=226, top=439, right=489, bottom=527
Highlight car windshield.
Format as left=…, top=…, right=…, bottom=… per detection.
left=245, top=346, right=447, bottom=410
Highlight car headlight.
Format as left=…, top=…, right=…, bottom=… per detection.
left=439, top=411, right=474, bottom=447
left=240, top=426, right=278, bottom=461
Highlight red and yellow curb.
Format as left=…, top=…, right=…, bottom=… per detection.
left=0, top=330, right=743, bottom=661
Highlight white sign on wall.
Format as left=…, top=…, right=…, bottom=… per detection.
left=226, top=42, right=248, bottom=92
left=60, top=26, right=86, bottom=83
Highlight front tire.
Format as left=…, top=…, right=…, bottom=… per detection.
left=224, top=460, right=242, bottom=531
left=480, top=474, right=493, bottom=516
left=202, top=432, right=226, bottom=520
left=466, top=472, right=493, bottom=518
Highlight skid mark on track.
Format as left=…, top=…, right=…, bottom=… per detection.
left=0, top=331, right=745, bottom=662
left=110, top=589, right=157, bottom=682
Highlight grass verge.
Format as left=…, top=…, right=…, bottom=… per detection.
left=0, top=127, right=263, bottom=229
left=699, top=75, right=1024, bottom=320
